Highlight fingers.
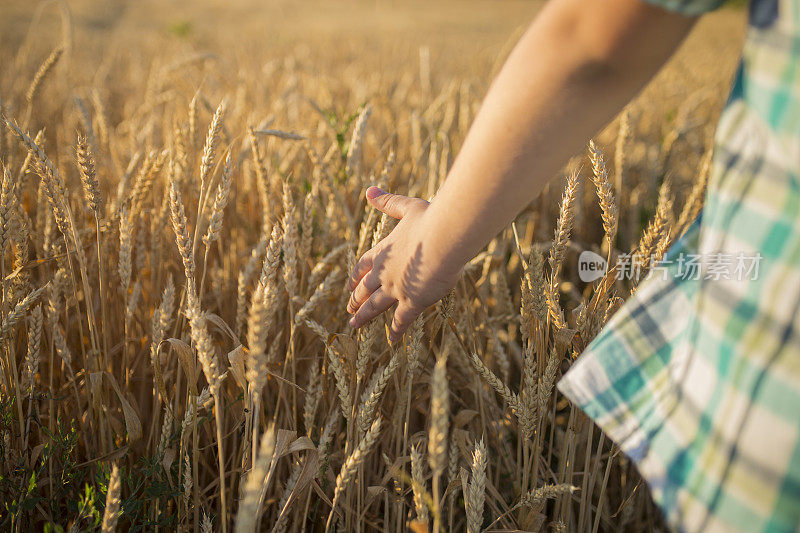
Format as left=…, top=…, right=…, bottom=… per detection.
left=346, top=251, right=374, bottom=291
left=347, top=271, right=381, bottom=314
left=389, top=302, right=420, bottom=342
left=366, top=186, right=427, bottom=220
left=348, top=288, right=396, bottom=329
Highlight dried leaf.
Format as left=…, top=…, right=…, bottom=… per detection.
left=163, top=338, right=198, bottom=395
left=227, top=345, right=247, bottom=390
left=162, top=447, right=176, bottom=489
left=453, top=409, right=479, bottom=428
left=207, top=312, right=239, bottom=343
left=254, top=129, right=306, bottom=140
left=104, top=371, right=143, bottom=441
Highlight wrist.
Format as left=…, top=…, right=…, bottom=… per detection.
left=421, top=195, right=472, bottom=281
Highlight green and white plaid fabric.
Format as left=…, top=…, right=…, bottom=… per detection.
left=557, top=1, right=800, bottom=532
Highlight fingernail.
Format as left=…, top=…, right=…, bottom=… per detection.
left=349, top=317, right=357, bottom=327
left=366, top=186, right=386, bottom=200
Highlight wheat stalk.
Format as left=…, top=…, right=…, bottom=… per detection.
left=356, top=349, right=401, bottom=435
left=203, top=149, right=233, bottom=246
left=326, top=417, right=382, bottom=531
left=235, top=425, right=276, bottom=533
left=429, top=354, right=449, bottom=531
left=327, top=344, right=352, bottom=420
left=466, top=438, right=486, bottom=533
left=411, top=441, right=430, bottom=524
left=0, top=166, right=13, bottom=255
left=345, top=104, right=372, bottom=181
left=25, top=47, right=64, bottom=113
left=101, top=464, right=122, bottom=533
left=589, top=140, right=619, bottom=252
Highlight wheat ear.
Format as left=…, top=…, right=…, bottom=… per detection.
left=411, top=441, right=430, bottom=524
left=101, top=464, right=122, bottom=533
left=466, top=438, right=487, bottom=533
left=326, top=417, right=382, bottom=531
left=235, top=425, right=276, bottom=533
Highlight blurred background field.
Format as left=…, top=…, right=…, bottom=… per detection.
left=3, top=0, right=744, bottom=84
left=0, top=1, right=746, bottom=532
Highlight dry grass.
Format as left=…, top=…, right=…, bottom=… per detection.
left=0, top=1, right=744, bottom=531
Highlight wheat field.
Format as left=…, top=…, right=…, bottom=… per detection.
left=0, top=1, right=745, bottom=531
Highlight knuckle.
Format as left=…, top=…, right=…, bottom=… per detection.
left=398, top=297, right=416, bottom=313
left=365, top=272, right=380, bottom=290
left=355, top=254, right=372, bottom=272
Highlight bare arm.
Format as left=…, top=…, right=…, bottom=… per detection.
left=347, top=0, right=697, bottom=341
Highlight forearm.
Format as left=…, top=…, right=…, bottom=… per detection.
left=424, top=0, right=695, bottom=271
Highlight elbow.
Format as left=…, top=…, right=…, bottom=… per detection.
left=554, top=11, right=633, bottom=76
left=539, top=0, right=695, bottom=80
left=536, top=8, right=627, bottom=85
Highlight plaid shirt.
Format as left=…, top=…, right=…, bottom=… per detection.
left=557, top=1, right=800, bottom=532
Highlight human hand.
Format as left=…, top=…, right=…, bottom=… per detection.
left=346, top=186, right=462, bottom=342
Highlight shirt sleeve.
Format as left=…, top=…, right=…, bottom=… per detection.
left=641, top=0, right=727, bottom=16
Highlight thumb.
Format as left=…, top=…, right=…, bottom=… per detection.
left=366, top=186, right=417, bottom=219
